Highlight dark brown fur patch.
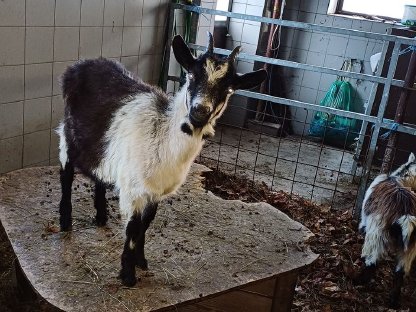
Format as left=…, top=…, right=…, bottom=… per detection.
left=365, top=176, right=416, bottom=227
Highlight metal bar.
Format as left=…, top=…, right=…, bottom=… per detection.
left=236, top=90, right=377, bottom=122
left=381, top=49, right=416, bottom=173
left=354, top=41, right=402, bottom=217
left=188, top=44, right=405, bottom=87
left=351, top=39, right=390, bottom=175
left=161, top=3, right=175, bottom=91
left=173, top=3, right=416, bottom=46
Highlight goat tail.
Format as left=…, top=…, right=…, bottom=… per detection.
left=395, top=215, right=416, bottom=251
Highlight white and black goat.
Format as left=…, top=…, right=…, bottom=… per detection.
left=356, top=152, right=416, bottom=308
left=57, top=33, right=267, bottom=286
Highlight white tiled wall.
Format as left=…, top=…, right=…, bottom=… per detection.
left=0, top=0, right=173, bottom=174
left=280, top=0, right=390, bottom=135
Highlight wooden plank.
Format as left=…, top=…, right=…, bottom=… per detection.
left=239, top=277, right=276, bottom=298
left=0, top=165, right=317, bottom=311
left=271, top=270, right=299, bottom=312
left=195, top=290, right=273, bottom=312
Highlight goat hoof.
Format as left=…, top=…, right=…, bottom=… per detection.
left=94, top=215, right=107, bottom=227
left=388, top=296, right=400, bottom=310
left=60, top=219, right=72, bottom=232
left=119, top=271, right=138, bottom=287
left=137, top=258, right=148, bottom=270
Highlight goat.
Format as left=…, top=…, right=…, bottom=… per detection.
left=356, top=152, right=416, bottom=308
left=57, top=33, right=267, bottom=286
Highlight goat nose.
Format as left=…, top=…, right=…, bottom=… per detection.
left=193, top=106, right=210, bottom=118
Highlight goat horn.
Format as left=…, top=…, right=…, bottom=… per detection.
left=207, top=32, right=214, bottom=54
left=228, top=46, right=242, bottom=63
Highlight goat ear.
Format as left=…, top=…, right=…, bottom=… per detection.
left=172, top=35, right=195, bottom=71
left=233, top=69, right=267, bottom=90
left=409, top=152, right=415, bottom=163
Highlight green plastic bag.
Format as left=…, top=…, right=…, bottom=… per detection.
left=308, top=62, right=358, bottom=148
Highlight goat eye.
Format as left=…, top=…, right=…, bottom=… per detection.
left=228, top=87, right=234, bottom=94
left=188, top=73, right=194, bottom=80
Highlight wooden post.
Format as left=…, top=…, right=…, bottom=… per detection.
left=12, top=261, right=37, bottom=302
left=270, top=270, right=298, bottom=312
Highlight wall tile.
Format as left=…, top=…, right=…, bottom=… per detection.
left=297, top=11, right=315, bottom=23
left=292, top=30, right=312, bottom=50
left=0, top=65, right=24, bottom=103
left=25, top=63, right=53, bottom=99
left=371, top=22, right=390, bottom=34
left=0, top=136, right=23, bottom=174
left=23, top=130, right=50, bottom=166
left=241, top=24, right=260, bottom=45
left=121, top=56, right=139, bottom=76
left=326, top=35, right=348, bottom=56
left=79, top=27, right=103, bottom=59
left=50, top=130, right=59, bottom=159
left=25, top=27, right=54, bottom=63
left=24, top=97, right=51, bottom=134
left=229, top=21, right=244, bottom=42
left=55, top=0, right=81, bottom=26
left=139, top=27, right=157, bottom=55
left=316, top=0, right=330, bottom=14
left=306, top=51, right=325, bottom=66
left=138, top=54, right=154, bottom=82
left=104, top=0, right=125, bottom=26
left=0, top=0, right=25, bottom=26
left=314, top=13, right=333, bottom=26
left=352, top=19, right=373, bottom=32
left=0, top=27, right=24, bottom=65
left=302, top=71, right=321, bottom=89
left=102, top=27, right=123, bottom=57
left=51, top=95, right=64, bottom=128
left=0, top=102, right=23, bottom=139
left=332, top=16, right=353, bottom=29
left=308, top=33, right=329, bottom=53
left=124, top=0, right=144, bottom=26
left=142, top=1, right=162, bottom=27
left=345, top=38, right=367, bottom=59
left=245, top=4, right=264, bottom=17
left=53, top=61, right=73, bottom=95
left=54, top=27, right=80, bottom=62
left=81, top=0, right=104, bottom=26
left=122, top=27, right=141, bottom=56
left=26, top=0, right=55, bottom=26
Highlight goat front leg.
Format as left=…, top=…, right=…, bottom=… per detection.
left=59, top=162, right=74, bottom=231
left=136, top=202, right=158, bottom=270
left=389, top=264, right=404, bottom=309
left=94, top=181, right=107, bottom=226
left=119, top=211, right=142, bottom=286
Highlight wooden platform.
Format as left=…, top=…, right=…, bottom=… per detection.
left=0, top=164, right=317, bottom=312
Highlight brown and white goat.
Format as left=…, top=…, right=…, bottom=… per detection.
left=356, top=152, right=416, bottom=308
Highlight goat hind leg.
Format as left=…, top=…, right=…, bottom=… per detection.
left=59, top=162, right=74, bottom=231
left=389, top=264, right=405, bottom=309
left=136, top=202, right=158, bottom=270
left=94, top=181, right=107, bottom=226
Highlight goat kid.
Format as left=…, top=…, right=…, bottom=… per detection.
left=57, top=33, right=267, bottom=286
left=356, top=152, right=416, bottom=308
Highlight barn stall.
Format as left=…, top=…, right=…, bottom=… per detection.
left=0, top=0, right=416, bottom=311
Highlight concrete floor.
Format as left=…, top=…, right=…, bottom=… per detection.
left=199, top=125, right=361, bottom=209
